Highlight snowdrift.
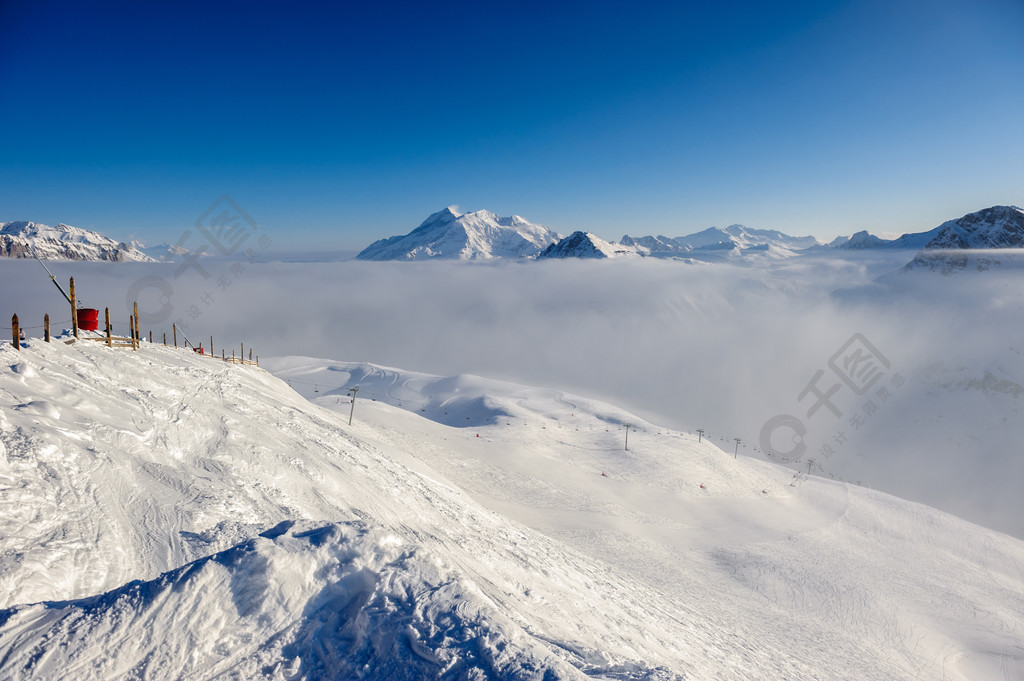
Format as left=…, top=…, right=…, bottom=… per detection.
left=0, top=520, right=577, bottom=680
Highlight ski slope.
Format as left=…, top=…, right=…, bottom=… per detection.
left=0, top=341, right=1022, bottom=680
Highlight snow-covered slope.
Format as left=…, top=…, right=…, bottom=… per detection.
left=267, top=358, right=1024, bottom=681
left=357, top=207, right=562, bottom=260
left=537, top=231, right=638, bottom=259
left=0, top=221, right=155, bottom=262
left=904, top=205, right=1024, bottom=273
left=2, top=341, right=1024, bottom=680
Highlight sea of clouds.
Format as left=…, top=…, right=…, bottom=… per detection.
left=3, top=250, right=1021, bottom=537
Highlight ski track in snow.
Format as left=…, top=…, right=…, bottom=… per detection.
left=0, top=343, right=1021, bottom=679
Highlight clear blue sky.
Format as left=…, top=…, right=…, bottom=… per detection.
left=1, top=0, right=1022, bottom=249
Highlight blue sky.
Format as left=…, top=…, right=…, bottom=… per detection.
left=1, top=0, right=1022, bottom=250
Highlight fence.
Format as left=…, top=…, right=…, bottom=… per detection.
left=6, top=276, right=259, bottom=367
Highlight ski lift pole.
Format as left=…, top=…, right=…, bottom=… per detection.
left=348, top=386, right=359, bottom=425
left=32, top=250, right=73, bottom=305
left=178, top=327, right=195, bottom=350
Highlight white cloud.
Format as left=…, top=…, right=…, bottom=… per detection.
left=4, top=254, right=1021, bottom=536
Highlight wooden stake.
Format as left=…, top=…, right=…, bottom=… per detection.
left=70, top=277, right=78, bottom=338
left=249, top=348, right=252, bottom=361
left=133, top=302, right=140, bottom=344
left=163, top=332, right=167, bottom=346
left=11, top=314, right=19, bottom=350
left=149, top=330, right=153, bottom=343
left=105, top=308, right=112, bottom=347
left=173, top=324, right=177, bottom=348
left=210, top=336, right=214, bottom=356
left=44, top=313, right=50, bottom=343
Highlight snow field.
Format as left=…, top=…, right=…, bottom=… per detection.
left=0, top=342, right=1021, bottom=679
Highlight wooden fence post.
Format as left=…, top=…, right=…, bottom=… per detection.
left=11, top=314, right=19, bottom=350
left=129, top=315, right=136, bottom=350
left=149, top=330, right=153, bottom=343
left=163, top=332, right=166, bottom=346
left=222, top=349, right=225, bottom=360
left=240, top=343, right=244, bottom=361
left=133, top=302, right=140, bottom=345
left=249, top=348, right=252, bottom=362
left=44, top=314, right=50, bottom=343
left=70, top=277, right=78, bottom=338
left=173, top=324, right=177, bottom=348
left=105, top=308, right=112, bottom=347
left=210, top=336, right=214, bottom=357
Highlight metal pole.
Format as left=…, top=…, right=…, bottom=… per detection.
left=734, top=438, right=741, bottom=458
left=33, top=251, right=73, bottom=304
left=348, top=387, right=359, bottom=425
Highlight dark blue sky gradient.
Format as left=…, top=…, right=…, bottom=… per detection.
left=1, top=0, right=1022, bottom=248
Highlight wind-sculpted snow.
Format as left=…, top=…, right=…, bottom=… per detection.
left=0, top=520, right=580, bottom=680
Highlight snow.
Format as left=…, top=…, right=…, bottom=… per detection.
left=620, top=225, right=821, bottom=256
left=3, top=337, right=1018, bottom=678
left=356, top=208, right=562, bottom=260
left=904, top=206, right=1024, bottom=273
left=1, top=201, right=1023, bottom=678
left=537, top=231, right=639, bottom=259
left=0, top=221, right=154, bottom=262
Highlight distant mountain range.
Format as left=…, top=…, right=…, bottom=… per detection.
left=357, top=204, right=1024, bottom=268
left=0, top=221, right=155, bottom=262
left=620, top=224, right=821, bottom=255
left=7, top=204, right=1021, bottom=268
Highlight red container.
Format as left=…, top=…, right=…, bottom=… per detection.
left=78, top=308, right=99, bottom=331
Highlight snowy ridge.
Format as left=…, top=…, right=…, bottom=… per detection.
left=902, top=205, right=1024, bottom=274
left=356, top=207, right=562, bottom=260
left=537, top=231, right=639, bottom=259
left=0, top=221, right=155, bottom=262
left=620, top=224, right=821, bottom=255
left=2, top=343, right=1024, bottom=679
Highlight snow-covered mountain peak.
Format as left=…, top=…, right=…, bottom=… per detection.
left=903, top=205, right=1024, bottom=274
left=841, top=230, right=888, bottom=249
left=537, top=230, right=639, bottom=259
left=0, top=220, right=155, bottom=261
left=357, top=207, right=562, bottom=260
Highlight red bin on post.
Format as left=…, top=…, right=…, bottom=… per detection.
left=78, top=308, right=99, bottom=331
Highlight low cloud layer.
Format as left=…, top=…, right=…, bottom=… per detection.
left=4, top=253, right=1022, bottom=536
